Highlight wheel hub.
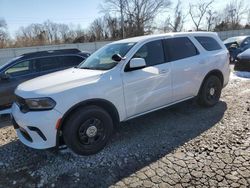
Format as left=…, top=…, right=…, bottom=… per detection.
left=86, top=126, right=98, bottom=137
left=210, top=88, right=215, bottom=96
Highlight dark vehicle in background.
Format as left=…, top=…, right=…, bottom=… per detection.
left=234, top=49, right=250, bottom=72
left=223, top=36, right=250, bottom=62
left=0, top=49, right=90, bottom=113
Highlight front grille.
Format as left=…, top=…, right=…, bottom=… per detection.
left=15, top=95, right=29, bottom=113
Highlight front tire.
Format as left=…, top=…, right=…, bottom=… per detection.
left=197, top=75, right=222, bottom=107
left=63, top=105, right=114, bottom=155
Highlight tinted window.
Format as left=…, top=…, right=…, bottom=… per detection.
left=36, top=57, right=61, bottom=72
left=195, top=36, right=222, bottom=51
left=164, top=37, right=198, bottom=61
left=5, top=60, right=36, bottom=77
left=133, top=40, right=165, bottom=66
left=60, top=56, right=84, bottom=67
left=242, top=37, right=250, bottom=47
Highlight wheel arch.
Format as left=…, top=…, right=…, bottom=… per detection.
left=198, top=69, right=224, bottom=94
left=61, top=98, right=120, bottom=128
left=56, top=98, right=120, bottom=147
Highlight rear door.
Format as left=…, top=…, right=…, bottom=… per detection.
left=0, top=59, right=38, bottom=108
left=122, top=39, right=172, bottom=117
left=36, top=56, right=62, bottom=76
left=164, top=37, right=200, bottom=102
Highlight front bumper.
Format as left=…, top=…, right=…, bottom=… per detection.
left=12, top=103, right=62, bottom=149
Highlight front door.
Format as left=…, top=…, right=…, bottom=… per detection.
left=122, top=40, right=172, bottom=118
left=0, top=60, right=38, bottom=108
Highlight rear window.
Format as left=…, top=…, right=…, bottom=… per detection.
left=164, top=37, right=199, bottom=61
left=195, top=36, right=222, bottom=51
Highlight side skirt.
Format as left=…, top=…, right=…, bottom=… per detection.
left=124, top=96, right=195, bottom=121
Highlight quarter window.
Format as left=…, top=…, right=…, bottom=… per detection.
left=59, top=56, right=85, bottom=68
left=195, top=36, right=222, bottom=51
left=133, top=40, right=165, bottom=66
left=164, top=37, right=199, bottom=61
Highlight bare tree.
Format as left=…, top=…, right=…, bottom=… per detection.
left=189, top=0, right=214, bottom=31
left=89, top=18, right=105, bottom=41
left=101, top=0, right=171, bottom=37
left=0, top=19, right=9, bottom=48
left=223, top=0, right=247, bottom=29
left=104, top=15, right=120, bottom=39
left=164, top=0, right=187, bottom=32
left=100, top=0, right=126, bottom=38
left=125, top=0, right=171, bottom=36
left=206, top=10, right=217, bottom=31
left=248, top=10, right=250, bottom=24
left=15, top=20, right=78, bottom=47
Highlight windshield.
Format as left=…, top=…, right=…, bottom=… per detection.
left=223, top=36, right=246, bottom=45
left=78, top=42, right=136, bottom=70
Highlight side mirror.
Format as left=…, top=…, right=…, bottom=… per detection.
left=130, top=58, right=146, bottom=69
left=0, top=73, right=10, bottom=80
left=112, top=54, right=123, bottom=62
left=230, top=43, right=238, bottom=49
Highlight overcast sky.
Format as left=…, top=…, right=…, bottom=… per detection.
left=0, top=0, right=249, bottom=38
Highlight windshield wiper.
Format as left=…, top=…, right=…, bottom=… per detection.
left=80, top=67, right=94, bottom=70
left=80, top=67, right=105, bottom=70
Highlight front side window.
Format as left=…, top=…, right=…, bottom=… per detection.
left=79, top=42, right=136, bottom=70
left=5, top=60, right=35, bottom=77
left=132, top=40, right=165, bottom=66
left=195, top=36, right=222, bottom=51
left=164, top=37, right=199, bottom=61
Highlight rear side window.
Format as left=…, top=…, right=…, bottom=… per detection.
left=164, top=37, right=199, bottom=61
left=133, top=40, right=165, bottom=66
left=195, top=36, right=222, bottom=51
left=36, top=57, right=61, bottom=72
left=59, top=56, right=84, bottom=67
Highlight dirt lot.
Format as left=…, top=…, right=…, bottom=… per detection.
left=0, top=73, right=249, bottom=188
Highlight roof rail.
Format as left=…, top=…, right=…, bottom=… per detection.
left=22, top=48, right=81, bottom=58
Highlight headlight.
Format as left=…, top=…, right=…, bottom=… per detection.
left=25, top=98, right=56, bottom=111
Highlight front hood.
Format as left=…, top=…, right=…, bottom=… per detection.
left=237, top=49, right=250, bottom=60
left=16, top=68, right=104, bottom=97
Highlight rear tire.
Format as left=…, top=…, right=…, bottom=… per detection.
left=63, top=105, right=114, bottom=155
left=197, top=75, right=222, bottom=107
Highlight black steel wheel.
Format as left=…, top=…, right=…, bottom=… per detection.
left=63, top=105, right=113, bottom=155
left=197, top=75, right=222, bottom=107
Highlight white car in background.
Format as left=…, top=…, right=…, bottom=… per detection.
left=12, top=32, right=230, bottom=155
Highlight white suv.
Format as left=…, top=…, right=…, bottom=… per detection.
left=12, top=32, right=230, bottom=155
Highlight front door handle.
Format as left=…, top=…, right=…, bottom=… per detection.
left=160, top=69, right=169, bottom=74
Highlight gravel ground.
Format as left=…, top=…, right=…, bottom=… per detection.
left=0, top=73, right=249, bottom=188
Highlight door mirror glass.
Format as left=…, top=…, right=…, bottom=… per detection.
left=130, top=58, right=146, bottom=69
left=0, top=72, right=10, bottom=80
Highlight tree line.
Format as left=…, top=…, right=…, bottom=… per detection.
left=0, top=0, right=250, bottom=48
